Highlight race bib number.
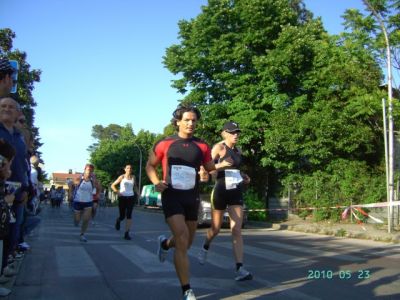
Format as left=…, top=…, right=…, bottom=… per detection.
left=171, top=165, right=196, bottom=190
left=225, top=169, right=243, bottom=190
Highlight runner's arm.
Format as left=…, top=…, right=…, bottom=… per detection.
left=145, top=151, right=168, bottom=192
left=111, top=175, right=123, bottom=194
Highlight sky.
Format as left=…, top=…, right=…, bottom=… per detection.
left=0, top=0, right=366, bottom=175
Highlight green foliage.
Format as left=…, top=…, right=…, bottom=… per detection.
left=89, top=124, right=158, bottom=189
left=244, top=187, right=267, bottom=221
left=312, top=209, right=330, bottom=222
left=342, top=0, right=400, bottom=72
left=0, top=28, right=42, bottom=153
left=284, top=159, right=385, bottom=221
left=335, top=228, right=347, bottom=237
left=298, top=209, right=312, bottom=220
left=163, top=0, right=393, bottom=219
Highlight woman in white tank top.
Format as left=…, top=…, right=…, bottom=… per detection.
left=111, top=164, right=138, bottom=240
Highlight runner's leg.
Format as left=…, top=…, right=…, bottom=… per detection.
left=81, top=207, right=92, bottom=235
left=167, top=214, right=190, bottom=286
left=228, top=205, right=244, bottom=263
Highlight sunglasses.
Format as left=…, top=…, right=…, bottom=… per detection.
left=227, top=131, right=240, bottom=135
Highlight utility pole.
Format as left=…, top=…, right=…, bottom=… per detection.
left=363, top=0, right=394, bottom=232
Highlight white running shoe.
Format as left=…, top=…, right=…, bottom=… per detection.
left=80, top=234, right=87, bottom=242
left=235, top=266, right=253, bottom=281
left=183, top=289, right=196, bottom=300
left=18, top=242, right=30, bottom=250
left=157, top=235, right=168, bottom=263
left=0, top=287, right=11, bottom=297
left=198, top=247, right=208, bottom=265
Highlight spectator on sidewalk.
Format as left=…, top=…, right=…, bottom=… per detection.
left=0, top=57, right=14, bottom=97
left=0, top=96, right=29, bottom=270
left=0, top=139, right=16, bottom=296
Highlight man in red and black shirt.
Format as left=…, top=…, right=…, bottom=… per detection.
left=146, top=104, right=215, bottom=300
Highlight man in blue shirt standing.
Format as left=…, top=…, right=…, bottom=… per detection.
left=0, top=85, right=29, bottom=264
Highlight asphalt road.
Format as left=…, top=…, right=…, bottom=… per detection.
left=8, top=203, right=400, bottom=300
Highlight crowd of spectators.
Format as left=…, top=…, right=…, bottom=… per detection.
left=0, top=56, right=42, bottom=297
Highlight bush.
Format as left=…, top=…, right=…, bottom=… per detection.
left=313, top=209, right=330, bottom=222
left=283, top=159, right=385, bottom=221
left=244, top=188, right=267, bottom=221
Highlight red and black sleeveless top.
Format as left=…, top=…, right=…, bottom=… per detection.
left=153, top=135, right=212, bottom=192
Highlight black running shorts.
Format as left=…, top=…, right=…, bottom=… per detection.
left=211, top=180, right=244, bottom=211
left=161, top=188, right=200, bottom=221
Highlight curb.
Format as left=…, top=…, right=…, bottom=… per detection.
left=0, top=255, right=24, bottom=299
left=247, top=220, right=400, bottom=244
left=138, top=207, right=400, bottom=243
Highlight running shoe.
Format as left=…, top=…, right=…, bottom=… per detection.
left=198, top=247, right=208, bottom=265
left=0, top=287, right=11, bottom=297
left=115, top=218, right=121, bottom=230
left=18, top=242, right=31, bottom=251
left=157, top=235, right=168, bottom=263
left=80, top=234, right=87, bottom=242
left=183, top=289, right=196, bottom=300
left=14, top=252, right=24, bottom=260
left=124, top=232, right=132, bottom=240
left=235, top=266, right=253, bottom=281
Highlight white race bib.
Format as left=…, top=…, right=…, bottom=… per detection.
left=224, top=169, right=243, bottom=190
left=171, top=165, right=196, bottom=190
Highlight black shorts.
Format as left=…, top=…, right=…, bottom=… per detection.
left=73, top=201, right=93, bottom=211
left=211, top=180, right=244, bottom=210
left=161, top=188, right=200, bottom=221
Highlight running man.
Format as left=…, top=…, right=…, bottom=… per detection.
left=90, top=172, right=101, bottom=226
left=72, top=164, right=100, bottom=242
left=198, top=121, right=252, bottom=281
left=146, top=104, right=215, bottom=300
left=111, top=164, right=138, bottom=240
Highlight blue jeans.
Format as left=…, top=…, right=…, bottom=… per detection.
left=23, top=215, right=41, bottom=236
left=11, top=203, right=24, bottom=248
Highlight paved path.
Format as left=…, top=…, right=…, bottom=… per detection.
left=4, top=204, right=400, bottom=299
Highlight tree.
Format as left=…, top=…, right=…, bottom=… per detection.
left=342, top=0, right=400, bottom=231
left=163, top=0, right=390, bottom=218
left=164, top=0, right=314, bottom=197
left=0, top=28, right=42, bottom=152
left=89, top=124, right=159, bottom=189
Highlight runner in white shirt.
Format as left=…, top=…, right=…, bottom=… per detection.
left=73, top=164, right=100, bottom=242
left=111, top=164, right=138, bottom=240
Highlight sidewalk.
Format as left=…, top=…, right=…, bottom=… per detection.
left=248, top=214, right=400, bottom=243
left=137, top=205, right=400, bottom=243
left=0, top=253, right=24, bottom=299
